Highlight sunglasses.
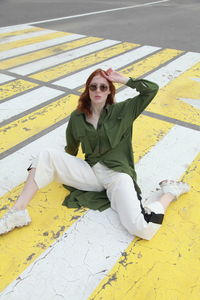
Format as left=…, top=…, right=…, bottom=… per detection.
left=89, top=83, right=109, bottom=92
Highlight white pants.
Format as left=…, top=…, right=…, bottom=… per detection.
left=31, top=148, right=164, bottom=240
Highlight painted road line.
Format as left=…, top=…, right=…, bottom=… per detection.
left=0, top=123, right=67, bottom=196
left=0, top=29, right=57, bottom=45
left=147, top=60, right=200, bottom=126
left=0, top=180, right=87, bottom=293
left=0, top=27, right=44, bottom=40
left=89, top=151, right=200, bottom=300
left=77, top=48, right=183, bottom=92
left=17, top=0, right=169, bottom=26
left=0, top=73, right=15, bottom=84
left=30, top=42, right=140, bottom=82
left=0, top=94, right=79, bottom=154
left=0, top=24, right=34, bottom=34
left=0, top=31, right=71, bottom=53
left=0, top=116, right=173, bottom=291
left=0, top=79, right=38, bottom=101
left=11, top=39, right=122, bottom=76
left=114, top=48, right=183, bottom=89
left=53, top=45, right=160, bottom=88
left=0, top=87, right=64, bottom=122
left=0, top=115, right=173, bottom=196
left=115, top=52, right=200, bottom=102
left=1, top=125, right=199, bottom=300
left=0, top=33, right=83, bottom=60
left=0, top=36, right=102, bottom=70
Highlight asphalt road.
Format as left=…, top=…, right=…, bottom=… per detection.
left=0, top=0, right=200, bottom=52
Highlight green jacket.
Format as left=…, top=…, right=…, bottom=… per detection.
left=62, top=78, right=159, bottom=211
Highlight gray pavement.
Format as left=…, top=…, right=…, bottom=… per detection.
left=0, top=0, right=200, bottom=52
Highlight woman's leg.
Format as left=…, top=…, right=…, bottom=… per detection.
left=13, top=168, right=38, bottom=210
left=99, top=167, right=189, bottom=240
left=0, top=148, right=103, bottom=235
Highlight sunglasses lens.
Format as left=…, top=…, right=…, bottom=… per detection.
left=89, top=84, right=108, bottom=92
left=100, top=84, right=108, bottom=92
left=89, top=84, right=97, bottom=91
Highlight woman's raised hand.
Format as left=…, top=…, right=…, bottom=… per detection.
left=101, top=68, right=129, bottom=84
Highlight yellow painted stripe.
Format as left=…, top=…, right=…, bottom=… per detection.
left=78, top=48, right=183, bottom=93
left=148, top=61, right=200, bottom=126
left=88, top=152, right=200, bottom=300
left=0, top=27, right=44, bottom=39
left=133, top=114, right=173, bottom=163
left=115, top=48, right=183, bottom=89
left=0, top=36, right=102, bottom=70
left=0, top=181, right=87, bottom=292
left=0, top=94, right=78, bottom=154
left=0, top=31, right=71, bottom=52
left=0, top=115, right=172, bottom=291
left=30, top=42, right=139, bottom=82
left=0, top=79, right=38, bottom=100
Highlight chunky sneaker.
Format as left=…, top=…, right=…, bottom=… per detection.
left=0, top=208, right=31, bottom=235
left=159, top=180, right=190, bottom=200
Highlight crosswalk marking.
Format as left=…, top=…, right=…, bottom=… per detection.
left=0, top=26, right=44, bottom=39
left=0, top=115, right=173, bottom=292
left=0, top=79, right=38, bottom=101
left=30, top=40, right=137, bottom=85
left=10, top=39, right=121, bottom=76
left=0, top=30, right=71, bottom=52
left=0, top=24, right=34, bottom=34
left=0, top=87, right=64, bottom=122
left=0, top=94, right=78, bottom=154
left=0, top=36, right=102, bottom=70
left=1, top=126, right=199, bottom=300
left=114, top=48, right=183, bottom=89
left=0, top=25, right=199, bottom=298
left=88, top=151, right=200, bottom=300
left=53, top=45, right=160, bottom=88
left=0, top=33, right=83, bottom=60
left=0, top=73, right=15, bottom=84
left=148, top=60, right=200, bottom=125
left=0, top=29, right=56, bottom=45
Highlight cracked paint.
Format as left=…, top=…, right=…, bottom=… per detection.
left=0, top=94, right=79, bottom=154
left=30, top=42, right=137, bottom=82
left=0, top=79, right=38, bottom=100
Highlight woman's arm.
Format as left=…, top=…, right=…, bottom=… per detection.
left=102, top=68, right=159, bottom=121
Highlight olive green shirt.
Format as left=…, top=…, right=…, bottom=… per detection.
left=62, top=78, right=159, bottom=211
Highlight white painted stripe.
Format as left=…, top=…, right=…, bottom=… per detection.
left=116, top=52, right=200, bottom=102
left=6, top=0, right=169, bottom=27
left=0, top=34, right=85, bottom=60
left=179, top=98, right=200, bottom=110
left=1, top=50, right=199, bottom=196
left=10, top=39, right=120, bottom=75
left=1, top=125, right=199, bottom=300
left=0, top=29, right=57, bottom=44
left=0, top=87, right=64, bottom=122
left=53, top=45, right=160, bottom=88
left=0, top=24, right=33, bottom=34
left=0, top=73, right=15, bottom=84
left=0, top=124, right=67, bottom=197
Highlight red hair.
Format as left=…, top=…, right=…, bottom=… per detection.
left=77, top=69, right=116, bottom=116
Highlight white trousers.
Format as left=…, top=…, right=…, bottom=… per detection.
left=31, top=148, right=164, bottom=240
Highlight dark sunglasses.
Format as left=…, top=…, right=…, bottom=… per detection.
left=89, top=83, right=109, bottom=92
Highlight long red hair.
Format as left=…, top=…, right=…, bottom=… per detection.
left=77, top=69, right=116, bottom=116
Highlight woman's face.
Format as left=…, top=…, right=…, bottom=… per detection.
left=88, top=75, right=110, bottom=107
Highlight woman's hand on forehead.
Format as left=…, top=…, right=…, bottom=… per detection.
left=101, top=68, right=129, bottom=84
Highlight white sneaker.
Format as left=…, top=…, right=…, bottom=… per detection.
left=159, top=180, right=190, bottom=200
left=0, top=208, right=31, bottom=235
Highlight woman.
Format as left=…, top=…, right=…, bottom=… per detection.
left=0, top=68, right=189, bottom=240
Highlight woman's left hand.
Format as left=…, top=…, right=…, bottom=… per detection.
left=101, top=68, right=129, bottom=84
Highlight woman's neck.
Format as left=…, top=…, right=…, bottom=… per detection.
left=91, top=103, right=105, bottom=116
